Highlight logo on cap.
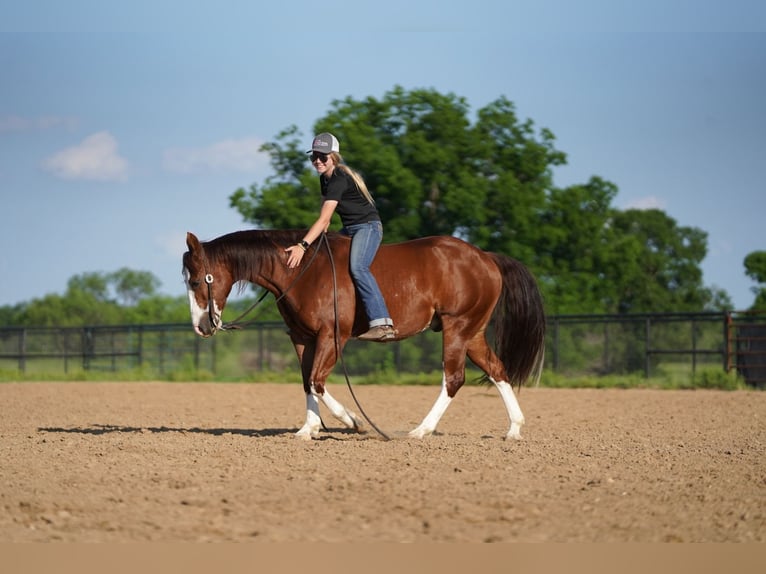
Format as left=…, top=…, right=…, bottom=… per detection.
left=308, top=132, right=340, bottom=154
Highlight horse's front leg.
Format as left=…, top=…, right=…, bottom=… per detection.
left=296, top=390, right=323, bottom=440
left=297, top=384, right=365, bottom=441
left=294, top=333, right=364, bottom=440
left=289, top=332, right=323, bottom=440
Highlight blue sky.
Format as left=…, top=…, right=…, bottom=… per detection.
left=1, top=1, right=764, bottom=311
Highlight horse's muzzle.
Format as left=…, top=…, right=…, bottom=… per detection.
left=194, top=313, right=221, bottom=338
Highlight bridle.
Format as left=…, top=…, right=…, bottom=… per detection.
left=203, top=272, right=218, bottom=332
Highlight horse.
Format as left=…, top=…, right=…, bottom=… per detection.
left=182, top=229, right=546, bottom=440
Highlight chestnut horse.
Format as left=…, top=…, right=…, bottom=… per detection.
left=182, top=229, right=545, bottom=440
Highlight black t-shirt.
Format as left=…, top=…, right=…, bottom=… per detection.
left=320, top=168, right=380, bottom=227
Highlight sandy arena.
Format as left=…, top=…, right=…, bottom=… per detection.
left=1, top=382, right=764, bottom=542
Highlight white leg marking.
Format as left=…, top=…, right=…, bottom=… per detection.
left=409, top=373, right=452, bottom=439
left=295, top=390, right=322, bottom=440
left=494, top=379, right=525, bottom=440
left=320, top=388, right=363, bottom=431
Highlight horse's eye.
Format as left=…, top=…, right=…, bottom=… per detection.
left=190, top=280, right=201, bottom=289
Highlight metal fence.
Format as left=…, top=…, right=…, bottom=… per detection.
left=1, top=312, right=764, bottom=386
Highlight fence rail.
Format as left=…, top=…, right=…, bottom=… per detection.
left=1, top=312, right=764, bottom=386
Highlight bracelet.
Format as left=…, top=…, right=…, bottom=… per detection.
left=299, top=240, right=309, bottom=251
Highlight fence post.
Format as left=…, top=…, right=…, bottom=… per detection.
left=644, top=317, right=651, bottom=378
left=137, top=326, right=144, bottom=368
left=159, top=330, right=166, bottom=375
left=258, top=326, right=264, bottom=371
left=110, top=329, right=116, bottom=372
left=19, top=329, right=26, bottom=373
left=691, top=318, right=697, bottom=376
left=724, top=312, right=732, bottom=372
left=82, top=328, right=93, bottom=371
left=63, top=328, right=69, bottom=375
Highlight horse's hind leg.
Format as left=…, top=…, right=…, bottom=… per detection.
left=409, top=371, right=454, bottom=439
left=493, top=380, right=525, bottom=440
left=466, top=337, right=525, bottom=440
left=410, top=328, right=470, bottom=438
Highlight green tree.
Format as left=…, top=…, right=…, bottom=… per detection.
left=8, top=269, right=170, bottom=327
left=744, top=250, right=766, bottom=310
left=231, top=88, right=562, bottom=244
left=608, top=209, right=710, bottom=312
left=533, top=177, right=618, bottom=314
left=229, top=86, right=727, bottom=315
left=109, top=268, right=160, bottom=307
left=124, top=294, right=191, bottom=324
left=66, top=272, right=110, bottom=302
left=15, top=291, right=120, bottom=327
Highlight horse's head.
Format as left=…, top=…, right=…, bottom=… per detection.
left=182, top=232, right=235, bottom=337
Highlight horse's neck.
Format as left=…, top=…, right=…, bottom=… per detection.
left=236, top=249, right=288, bottom=296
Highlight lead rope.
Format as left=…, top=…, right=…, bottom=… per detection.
left=322, top=233, right=391, bottom=441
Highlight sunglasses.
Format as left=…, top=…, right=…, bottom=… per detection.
left=310, top=152, right=330, bottom=163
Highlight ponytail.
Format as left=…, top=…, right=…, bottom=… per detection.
left=332, top=153, right=375, bottom=205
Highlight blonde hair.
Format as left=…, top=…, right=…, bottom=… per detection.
left=330, top=152, right=375, bottom=205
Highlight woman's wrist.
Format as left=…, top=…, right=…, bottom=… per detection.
left=299, top=240, right=309, bottom=251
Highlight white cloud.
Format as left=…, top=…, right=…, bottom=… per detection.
left=621, top=195, right=666, bottom=210
left=0, top=115, right=78, bottom=132
left=162, top=137, right=269, bottom=174
left=43, top=131, right=128, bottom=182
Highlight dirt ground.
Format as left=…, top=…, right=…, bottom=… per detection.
left=1, top=381, right=764, bottom=542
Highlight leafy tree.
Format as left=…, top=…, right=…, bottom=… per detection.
left=744, top=251, right=766, bottom=310
left=5, top=269, right=174, bottom=327
left=534, top=177, right=618, bottom=314
left=109, top=268, right=160, bottom=307
left=124, top=294, right=191, bottom=324
left=66, top=272, right=110, bottom=302
left=744, top=251, right=766, bottom=282
left=224, top=86, right=725, bottom=315
left=14, top=291, right=121, bottom=327
left=608, top=209, right=710, bottom=312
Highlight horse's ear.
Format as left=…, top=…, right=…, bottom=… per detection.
left=186, top=232, right=201, bottom=252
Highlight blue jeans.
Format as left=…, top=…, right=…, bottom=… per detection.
left=342, top=221, right=393, bottom=328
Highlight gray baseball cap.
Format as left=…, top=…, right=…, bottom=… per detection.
left=307, top=132, right=340, bottom=154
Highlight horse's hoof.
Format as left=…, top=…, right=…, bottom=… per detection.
left=349, top=414, right=365, bottom=432
left=408, top=428, right=429, bottom=439
left=295, top=428, right=318, bottom=441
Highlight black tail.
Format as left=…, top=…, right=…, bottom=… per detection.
left=490, top=253, right=546, bottom=388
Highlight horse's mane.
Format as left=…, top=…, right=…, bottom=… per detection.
left=200, top=229, right=346, bottom=288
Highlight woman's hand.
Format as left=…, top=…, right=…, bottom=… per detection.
left=285, top=244, right=306, bottom=268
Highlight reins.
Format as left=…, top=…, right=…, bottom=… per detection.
left=214, top=233, right=390, bottom=441
left=322, top=235, right=391, bottom=441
